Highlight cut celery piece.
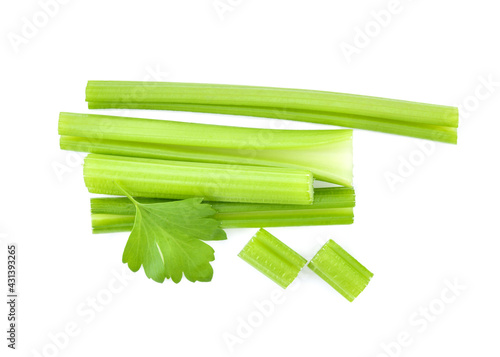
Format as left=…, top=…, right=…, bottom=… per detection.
left=308, top=239, right=373, bottom=302
left=85, top=81, right=458, bottom=143
left=90, top=187, right=355, bottom=233
left=83, top=154, right=314, bottom=205
left=59, top=112, right=353, bottom=186
left=238, top=229, right=307, bottom=288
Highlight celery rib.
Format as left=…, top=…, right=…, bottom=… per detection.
left=59, top=112, right=353, bottom=186
left=87, top=102, right=457, bottom=144
left=84, top=154, right=314, bottom=205
left=91, top=209, right=354, bottom=233
left=90, top=187, right=355, bottom=233
left=308, top=239, right=373, bottom=302
left=91, top=214, right=136, bottom=234
left=238, top=229, right=307, bottom=288
left=85, top=81, right=458, bottom=143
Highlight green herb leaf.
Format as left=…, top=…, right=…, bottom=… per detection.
left=118, top=184, right=226, bottom=283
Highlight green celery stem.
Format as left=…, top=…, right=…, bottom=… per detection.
left=90, top=187, right=355, bottom=233
left=59, top=112, right=353, bottom=186
left=85, top=81, right=459, bottom=144
left=84, top=154, right=314, bottom=205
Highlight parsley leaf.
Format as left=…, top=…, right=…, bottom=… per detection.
left=117, top=185, right=227, bottom=283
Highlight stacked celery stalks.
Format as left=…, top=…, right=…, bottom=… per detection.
left=60, top=111, right=355, bottom=227
left=59, top=80, right=459, bottom=290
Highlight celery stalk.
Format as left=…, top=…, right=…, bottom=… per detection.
left=308, top=239, right=373, bottom=302
left=91, top=209, right=353, bottom=233
left=91, top=214, right=136, bottom=234
left=238, top=229, right=307, bottom=288
left=87, top=102, right=456, bottom=144
left=59, top=113, right=353, bottom=186
left=85, top=81, right=458, bottom=143
left=84, top=154, right=314, bottom=205
left=90, top=187, right=355, bottom=233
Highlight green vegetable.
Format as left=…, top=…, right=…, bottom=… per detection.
left=308, top=239, right=373, bottom=301
left=117, top=184, right=226, bottom=283
left=90, top=187, right=355, bottom=233
left=59, top=112, right=353, bottom=186
left=238, top=228, right=307, bottom=288
left=85, top=81, right=458, bottom=143
left=83, top=154, right=314, bottom=205
left=91, top=214, right=136, bottom=234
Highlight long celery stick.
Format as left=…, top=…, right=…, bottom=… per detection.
left=86, top=81, right=458, bottom=127
left=308, top=239, right=373, bottom=302
left=90, top=187, right=355, bottom=233
left=84, top=154, right=314, bottom=205
left=59, top=113, right=353, bottom=186
left=87, top=102, right=457, bottom=144
left=86, top=81, right=458, bottom=143
left=92, top=209, right=354, bottom=233
left=238, top=229, right=307, bottom=288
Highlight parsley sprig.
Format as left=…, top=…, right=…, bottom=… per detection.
left=118, top=184, right=226, bottom=283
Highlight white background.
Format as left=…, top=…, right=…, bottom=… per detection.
left=1, top=0, right=499, bottom=356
